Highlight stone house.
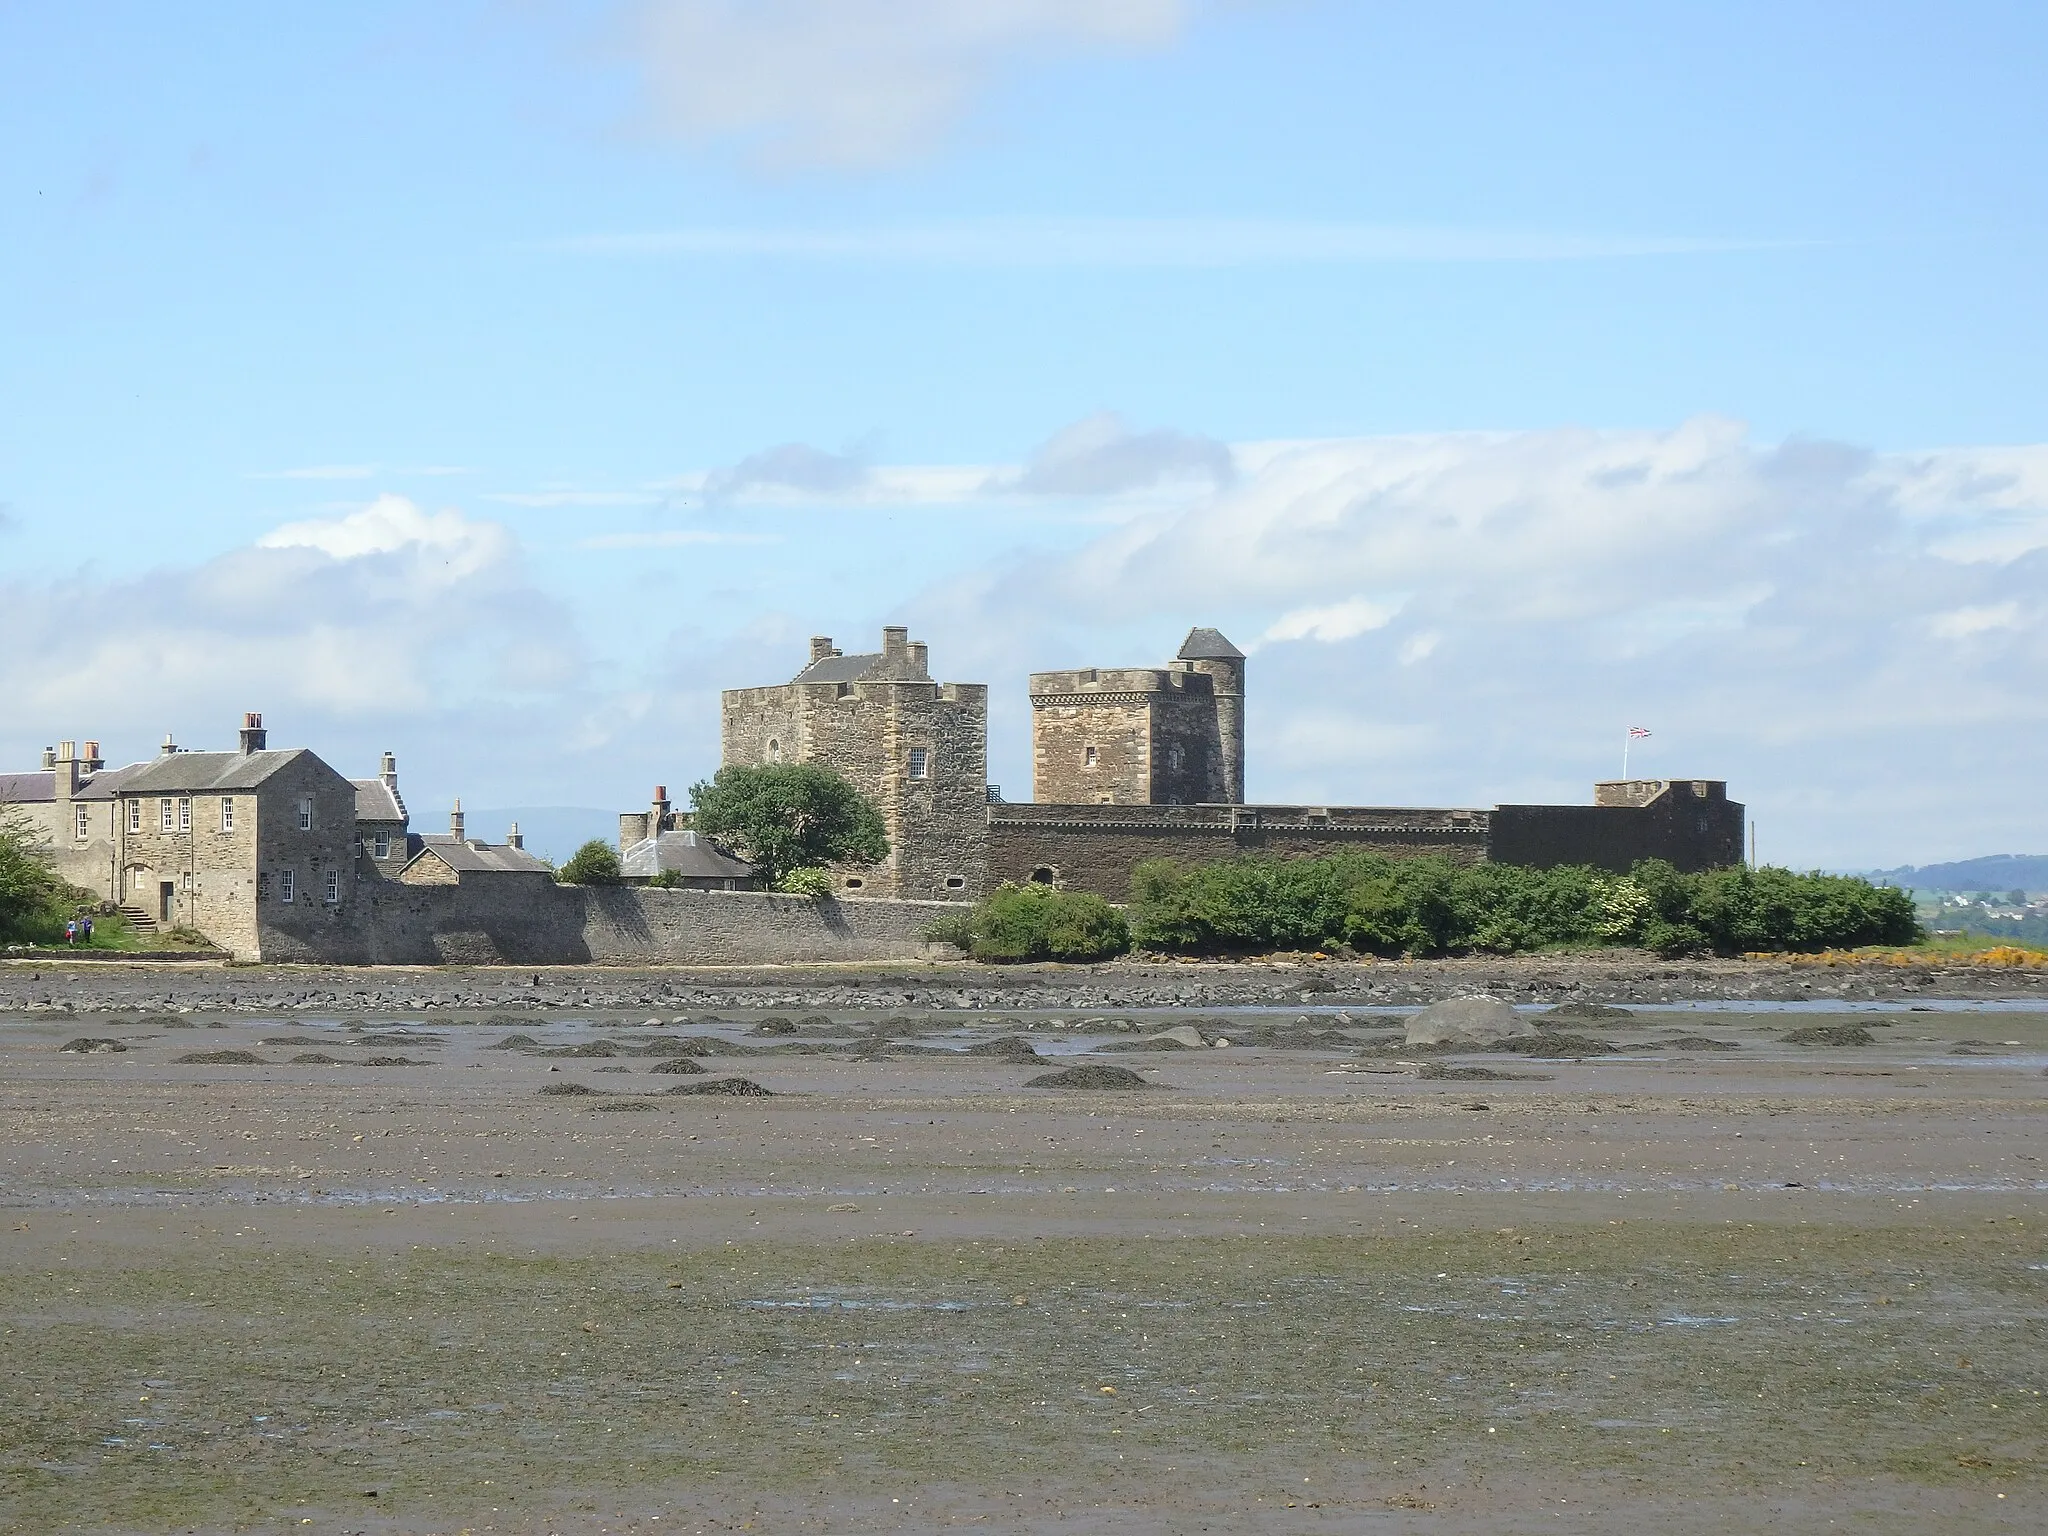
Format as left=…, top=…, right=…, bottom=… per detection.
left=721, top=628, right=988, bottom=899
left=1030, top=627, right=1245, bottom=806
left=395, top=801, right=553, bottom=886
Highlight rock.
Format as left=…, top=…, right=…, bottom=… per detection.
left=58, top=1037, right=127, bottom=1053
left=1146, top=1024, right=1207, bottom=1049
left=1025, top=1064, right=1157, bottom=1090
left=648, top=1057, right=708, bottom=1075
left=662, top=1076, right=773, bottom=1097
left=1404, top=996, right=1533, bottom=1046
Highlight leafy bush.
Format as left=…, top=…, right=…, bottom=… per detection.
left=558, top=840, right=623, bottom=886
left=1125, top=852, right=1919, bottom=958
left=952, top=883, right=1130, bottom=963
left=774, top=866, right=833, bottom=898
left=0, top=809, right=71, bottom=944
left=689, top=763, right=888, bottom=885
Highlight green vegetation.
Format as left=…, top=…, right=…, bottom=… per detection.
left=1125, top=853, right=1919, bottom=958
left=557, top=839, right=624, bottom=886
left=0, top=809, right=71, bottom=943
left=773, top=866, right=834, bottom=898
left=930, top=882, right=1131, bottom=962
left=689, top=763, right=888, bottom=885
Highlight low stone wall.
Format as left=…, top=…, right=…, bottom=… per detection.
left=253, top=881, right=953, bottom=966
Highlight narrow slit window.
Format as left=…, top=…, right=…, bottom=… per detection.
left=1084, top=745, right=1098, bottom=767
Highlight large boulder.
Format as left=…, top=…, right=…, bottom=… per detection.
left=1405, top=996, right=1534, bottom=1047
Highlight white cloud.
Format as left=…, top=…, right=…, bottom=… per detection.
left=1004, top=411, right=1235, bottom=495
left=258, top=493, right=513, bottom=583
left=556, top=217, right=1784, bottom=265
left=624, top=0, right=1186, bottom=169
left=912, top=418, right=2048, bottom=864
left=577, top=530, right=780, bottom=549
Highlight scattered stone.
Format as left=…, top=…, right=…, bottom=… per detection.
left=591, top=1099, right=658, bottom=1111
left=1416, top=1063, right=1549, bottom=1081
left=662, top=1077, right=774, bottom=1097
left=358, top=1056, right=427, bottom=1067
left=1782, top=1024, right=1875, bottom=1047
left=594, top=1065, right=633, bottom=1073
left=649, top=1057, right=708, bottom=1075
left=1025, top=1064, right=1157, bottom=1090
left=174, top=1050, right=266, bottom=1065
left=58, top=1038, right=127, bottom=1053
left=1405, top=996, right=1535, bottom=1047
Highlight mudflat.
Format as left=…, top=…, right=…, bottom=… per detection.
left=1, top=959, right=2043, bottom=1534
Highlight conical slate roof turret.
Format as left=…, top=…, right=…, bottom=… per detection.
left=1177, top=626, right=1243, bottom=660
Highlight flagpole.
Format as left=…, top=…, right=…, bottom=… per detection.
left=1622, top=728, right=1630, bottom=780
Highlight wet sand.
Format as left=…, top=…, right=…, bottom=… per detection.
left=1, top=963, right=2043, bottom=1533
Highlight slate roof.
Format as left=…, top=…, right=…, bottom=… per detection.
left=1177, top=627, right=1244, bottom=660
left=115, top=749, right=314, bottom=794
left=620, top=830, right=757, bottom=881
left=411, top=834, right=553, bottom=876
left=1, top=764, right=150, bottom=803
left=791, top=651, right=882, bottom=685
left=350, top=779, right=407, bottom=824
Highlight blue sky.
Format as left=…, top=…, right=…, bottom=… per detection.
left=4, top=1, right=2046, bottom=865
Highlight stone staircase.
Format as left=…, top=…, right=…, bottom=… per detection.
left=117, top=904, right=159, bottom=936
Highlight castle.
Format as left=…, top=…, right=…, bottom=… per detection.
left=718, top=626, right=1744, bottom=900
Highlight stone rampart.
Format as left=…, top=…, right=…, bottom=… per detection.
left=252, top=882, right=951, bottom=966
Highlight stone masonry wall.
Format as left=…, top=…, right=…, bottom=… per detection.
left=253, top=881, right=955, bottom=966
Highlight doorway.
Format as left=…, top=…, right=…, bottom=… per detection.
left=159, top=881, right=174, bottom=925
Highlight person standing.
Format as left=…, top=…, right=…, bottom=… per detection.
left=80, top=915, right=94, bottom=943
left=64, top=919, right=77, bottom=946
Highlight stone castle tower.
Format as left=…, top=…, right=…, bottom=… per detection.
left=1029, top=627, right=1245, bottom=805
left=720, top=627, right=988, bottom=899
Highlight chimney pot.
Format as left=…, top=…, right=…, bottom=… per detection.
left=237, top=712, right=267, bottom=754
left=506, top=822, right=523, bottom=850
left=82, top=740, right=102, bottom=771
left=57, top=741, right=75, bottom=762
left=161, top=732, right=179, bottom=758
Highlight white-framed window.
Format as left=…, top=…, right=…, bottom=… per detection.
left=908, top=747, right=929, bottom=780
left=373, top=832, right=390, bottom=859
left=297, top=797, right=313, bottom=831
left=127, top=800, right=140, bottom=833
left=181, top=871, right=192, bottom=891
left=74, top=805, right=89, bottom=840
left=159, top=798, right=174, bottom=831
left=766, top=738, right=783, bottom=763
left=178, top=797, right=191, bottom=831
left=1084, top=745, right=1098, bottom=767
left=221, top=797, right=234, bottom=833
left=324, top=868, right=340, bottom=904
left=280, top=869, right=294, bottom=904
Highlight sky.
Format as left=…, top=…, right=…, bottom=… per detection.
left=3, top=0, right=2046, bottom=867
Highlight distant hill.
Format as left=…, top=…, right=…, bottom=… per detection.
left=1864, top=854, right=2048, bottom=893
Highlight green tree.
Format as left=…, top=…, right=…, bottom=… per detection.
left=558, top=839, right=623, bottom=886
left=0, top=808, right=68, bottom=943
left=688, top=763, right=888, bottom=885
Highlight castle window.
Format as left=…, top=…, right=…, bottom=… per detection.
left=280, top=869, right=295, bottom=904
left=1084, top=745, right=1098, bottom=768
left=128, top=800, right=140, bottom=833
left=844, top=876, right=864, bottom=890
left=220, top=797, right=234, bottom=833
left=178, top=797, right=191, bottom=831
left=1167, top=744, right=1184, bottom=772
left=373, top=832, right=390, bottom=859
left=324, top=869, right=341, bottom=904
left=767, top=738, right=783, bottom=763
left=297, top=797, right=313, bottom=831
left=945, top=876, right=967, bottom=889
left=74, top=805, right=88, bottom=839
left=1028, top=866, right=1056, bottom=885
left=159, top=798, right=173, bottom=831
left=908, top=747, right=929, bottom=780
left=836, top=682, right=852, bottom=698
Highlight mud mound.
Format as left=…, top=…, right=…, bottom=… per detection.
left=594, top=1065, right=633, bottom=1073
left=290, top=1052, right=344, bottom=1064
left=1661, top=1035, right=1740, bottom=1051
left=538, top=1040, right=628, bottom=1058
left=485, top=1034, right=541, bottom=1050
left=1026, top=1064, right=1157, bottom=1090
left=965, top=1036, right=1042, bottom=1061
left=356, top=1030, right=442, bottom=1047
left=1951, top=1042, right=1994, bottom=1056
left=591, top=1099, right=658, bottom=1111
left=1499, top=1033, right=1618, bottom=1058
left=1543, top=1001, right=1636, bottom=1021
left=175, top=1050, right=266, bottom=1065
left=649, top=1057, right=708, bottom=1075
left=538, top=1081, right=602, bottom=1096
left=58, top=1037, right=128, bottom=1053
left=1417, top=1063, right=1550, bottom=1081
left=629, top=1038, right=700, bottom=1057
left=132, top=1013, right=190, bottom=1028
left=358, top=1055, right=427, bottom=1067
left=662, top=1077, right=773, bottom=1097
left=1782, top=1024, right=1875, bottom=1047
left=750, top=1017, right=799, bottom=1036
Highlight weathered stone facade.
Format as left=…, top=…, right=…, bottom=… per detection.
left=1030, top=627, right=1245, bottom=805
left=722, top=628, right=988, bottom=900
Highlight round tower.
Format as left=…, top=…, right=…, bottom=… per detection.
left=1176, top=627, right=1245, bottom=804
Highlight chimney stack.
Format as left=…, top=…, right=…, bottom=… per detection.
left=909, top=640, right=929, bottom=676
left=238, top=712, right=267, bottom=754
left=652, top=784, right=671, bottom=830
left=506, top=822, right=523, bottom=850
left=39, top=746, right=55, bottom=770
left=379, top=751, right=398, bottom=790
left=809, top=636, right=836, bottom=664
left=81, top=741, right=102, bottom=772
left=449, top=799, right=465, bottom=841
left=882, top=625, right=908, bottom=658
left=161, top=732, right=178, bottom=758
left=54, top=742, right=78, bottom=797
